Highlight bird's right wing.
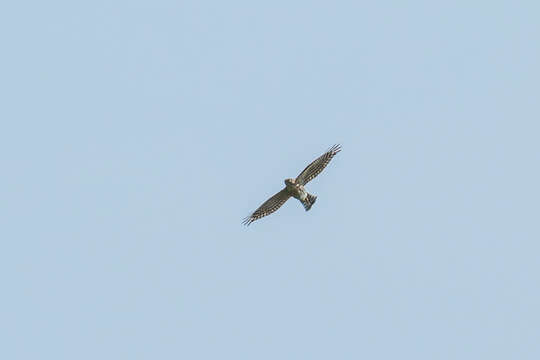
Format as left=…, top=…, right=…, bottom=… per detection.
left=242, top=189, right=291, bottom=226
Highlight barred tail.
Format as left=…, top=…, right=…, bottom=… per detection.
left=302, top=193, right=317, bottom=211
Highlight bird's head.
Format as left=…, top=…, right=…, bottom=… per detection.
left=284, top=178, right=295, bottom=186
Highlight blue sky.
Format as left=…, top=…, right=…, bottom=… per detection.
left=2, top=1, right=539, bottom=359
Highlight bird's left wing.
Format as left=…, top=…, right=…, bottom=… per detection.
left=295, top=144, right=341, bottom=186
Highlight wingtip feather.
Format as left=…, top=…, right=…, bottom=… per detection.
left=329, top=144, right=342, bottom=154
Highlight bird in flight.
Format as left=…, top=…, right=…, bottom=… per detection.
left=243, top=144, right=341, bottom=226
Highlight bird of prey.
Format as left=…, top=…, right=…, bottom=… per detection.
left=243, top=144, right=341, bottom=226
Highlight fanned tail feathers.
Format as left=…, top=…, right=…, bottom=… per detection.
left=303, top=193, right=317, bottom=211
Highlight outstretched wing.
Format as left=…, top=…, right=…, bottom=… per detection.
left=295, top=144, right=341, bottom=186
left=242, top=189, right=291, bottom=226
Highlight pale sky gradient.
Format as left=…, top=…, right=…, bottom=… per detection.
left=1, top=1, right=539, bottom=359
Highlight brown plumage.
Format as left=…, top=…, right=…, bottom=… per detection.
left=243, top=144, right=341, bottom=226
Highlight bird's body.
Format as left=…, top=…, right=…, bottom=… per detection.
left=243, top=144, right=341, bottom=225
left=284, top=178, right=316, bottom=211
left=284, top=178, right=306, bottom=200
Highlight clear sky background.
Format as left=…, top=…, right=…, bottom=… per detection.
left=2, top=1, right=539, bottom=359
